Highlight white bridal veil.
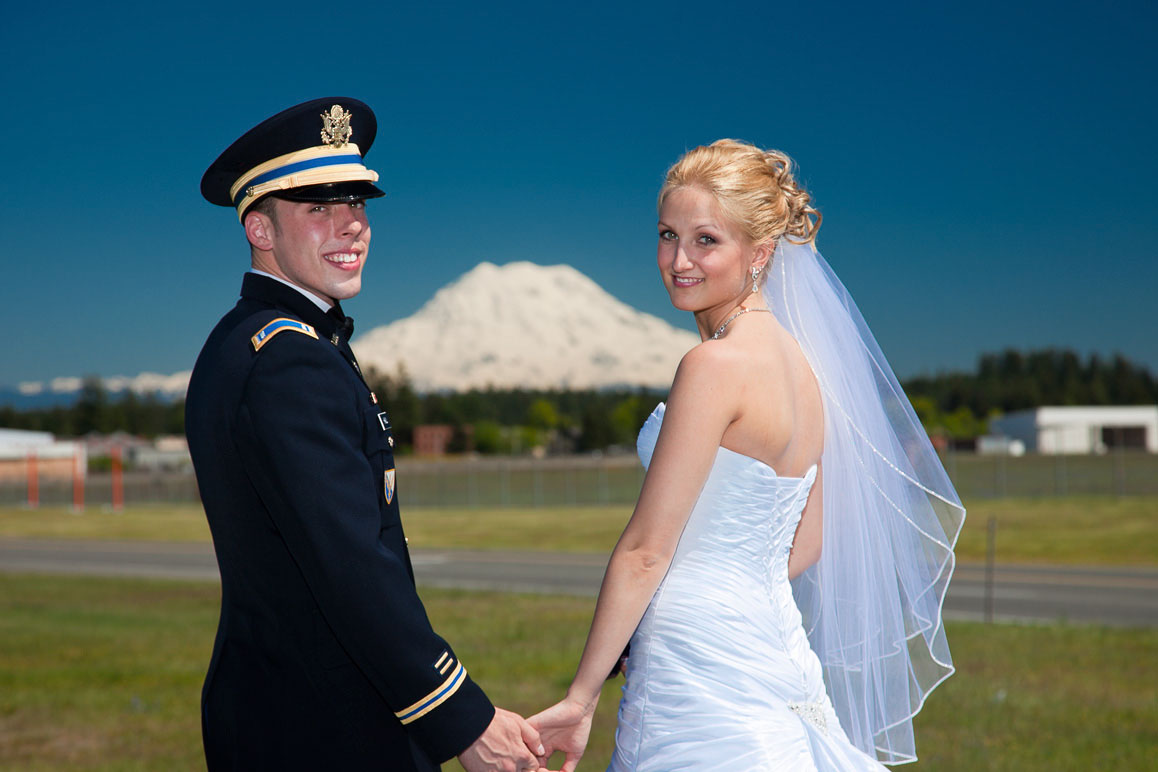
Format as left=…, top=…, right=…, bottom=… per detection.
left=766, top=240, right=966, bottom=764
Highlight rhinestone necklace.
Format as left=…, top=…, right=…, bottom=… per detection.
left=710, top=307, right=771, bottom=340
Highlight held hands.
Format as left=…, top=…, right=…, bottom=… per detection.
left=458, top=707, right=546, bottom=772
left=528, top=697, right=596, bottom=772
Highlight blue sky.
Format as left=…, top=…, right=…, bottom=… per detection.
left=2, top=0, right=1155, bottom=389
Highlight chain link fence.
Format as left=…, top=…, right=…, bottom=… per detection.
left=2, top=452, right=1156, bottom=509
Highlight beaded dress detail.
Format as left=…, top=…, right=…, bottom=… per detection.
left=608, top=403, right=887, bottom=771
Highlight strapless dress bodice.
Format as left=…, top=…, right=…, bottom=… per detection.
left=636, top=402, right=817, bottom=587
left=609, top=403, right=886, bottom=771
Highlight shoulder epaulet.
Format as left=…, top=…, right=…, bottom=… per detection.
left=251, top=317, right=318, bottom=351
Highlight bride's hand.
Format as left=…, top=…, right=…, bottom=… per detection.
left=528, top=697, right=594, bottom=772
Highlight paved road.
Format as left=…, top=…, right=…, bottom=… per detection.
left=2, top=538, right=1155, bottom=627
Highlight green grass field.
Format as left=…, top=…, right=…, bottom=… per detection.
left=0, top=573, right=1154, bottom=771
left=2, top=494, right=1156, bottom=564
left=0, top=505, right=212, bottom=543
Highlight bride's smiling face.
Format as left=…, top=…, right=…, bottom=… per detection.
left=657, top=186, right=763, bottom=316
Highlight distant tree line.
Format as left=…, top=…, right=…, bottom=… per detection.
left=0, top=376, right=184, bottom=438
left=904, top=349, right=1157, bottom=439
left=364, top=365, right=665, bottom=454
left=2, top=350, right=1154, bottom=448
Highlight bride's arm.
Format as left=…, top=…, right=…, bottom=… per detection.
left=532, top=345, right=742, bottom=757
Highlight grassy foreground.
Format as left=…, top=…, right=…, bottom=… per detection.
left=0, top=505, right=212, bottom=543
left=0, top=573, right=1155, bottom=771
left=2, top=494, right=1156, bottom=565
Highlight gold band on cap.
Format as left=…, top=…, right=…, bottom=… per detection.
left=230, top=143, right=379, bottom=221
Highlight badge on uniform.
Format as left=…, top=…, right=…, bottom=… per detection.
left=250, top=318, right=318, bottom=351
left=384, top=468, right=396, bottom=505
left=377, top=411, right=391, bottom=431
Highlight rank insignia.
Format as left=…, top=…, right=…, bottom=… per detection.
left=320, top=105, right=353, bottom=147
left=434, top=651, right=456, bottom=675
left=384, top=468, right=396, bottom=505
left=251, top=318, right=318, bottom=351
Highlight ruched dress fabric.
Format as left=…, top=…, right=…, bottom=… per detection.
left=609, top=404, right=887, bottom=771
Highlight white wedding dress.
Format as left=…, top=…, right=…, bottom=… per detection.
left=609, top=403, right=888, bottom=771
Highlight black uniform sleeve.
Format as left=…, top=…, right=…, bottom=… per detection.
left=234, top=333, right=493, bottom=761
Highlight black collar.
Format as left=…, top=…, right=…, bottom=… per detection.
left=240, top=273, right=352, bottom=341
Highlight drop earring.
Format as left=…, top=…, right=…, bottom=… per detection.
left=751, top=265, right=761, bottom=293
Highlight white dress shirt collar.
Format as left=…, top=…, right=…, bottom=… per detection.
left=248, top=270, right=333, bottom=313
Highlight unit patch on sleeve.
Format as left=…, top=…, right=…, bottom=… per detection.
left=251, top=318, right=319, bottom=351
left=384, top=468, right=396, bottom=505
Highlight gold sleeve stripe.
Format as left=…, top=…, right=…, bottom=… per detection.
left=396, top=663, right=466, bottom=725
left=438, top=657, right=454, bottom=675
left=434, top=651, right=449, bottom=668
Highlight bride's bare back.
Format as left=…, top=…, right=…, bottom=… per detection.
left=717, top=312, right=823, bottom=477
left=665, top=311, right=824, bottom=579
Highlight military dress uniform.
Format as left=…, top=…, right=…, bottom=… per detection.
left=186, top=98, right=494, bottom=770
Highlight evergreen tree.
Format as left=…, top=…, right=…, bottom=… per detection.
left=2, top=348, right=1154, bottom=447
left=74, top=376, right=110, bottom=435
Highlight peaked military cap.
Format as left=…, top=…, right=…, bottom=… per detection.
left=202, top=97, right=385, bottom=221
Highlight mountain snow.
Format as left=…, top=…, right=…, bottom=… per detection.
left=6, top=262, right=699, bottom=405
left=105, top=371, right=193, bottom=395
left=16, top=371, right=192, bottom=399
left=352, top=261, right=699, bottom=391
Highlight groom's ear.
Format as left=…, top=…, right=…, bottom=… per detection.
left=245, top=210, right=276, bottom=252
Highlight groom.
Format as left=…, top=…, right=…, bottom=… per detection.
left=186, top=97, right=544, bottom=771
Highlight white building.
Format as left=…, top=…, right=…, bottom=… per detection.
left=0, top=428, right=86, bottom=480
left=0, top=428, right=55, bottom=451
left=130, top=435, right=193, bottom=471
left=988, top=406, right=1158, bottom=454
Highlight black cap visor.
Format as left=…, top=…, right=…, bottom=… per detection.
left=274, top=181, right=386, bottom=204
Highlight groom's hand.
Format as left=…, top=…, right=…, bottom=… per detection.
left=458, top=707, right=546, bottom=772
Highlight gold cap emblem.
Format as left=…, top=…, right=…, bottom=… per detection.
left=320, top=105, right=353, bottom=147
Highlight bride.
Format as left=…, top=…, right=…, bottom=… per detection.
left=530, top=140, right=964, bottom=770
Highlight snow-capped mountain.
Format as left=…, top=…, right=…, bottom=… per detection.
left=14, top=372, right=193, bottom=399
left=352, top=262, right=698, bottom=391
left=4, top=371, right=193, bottom=408
left=4, top=262, right=699, bottom=406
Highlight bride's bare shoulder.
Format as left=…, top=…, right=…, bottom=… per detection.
left=675, top=338, right=747, bottom=381
left=668, top=338, right=763, bottom=412
left=659, top=343, right=745, bottom=439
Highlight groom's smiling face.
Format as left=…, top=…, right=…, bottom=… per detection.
left=250, top=197, right=372, bottom=305
left=656, top=186, right=759, bottom=315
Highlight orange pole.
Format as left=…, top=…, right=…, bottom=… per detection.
left=72, top=448, right=85, bottom=512
left=27, top=451, right=39, bottom=509
left=111, top=445, right=124, bottom=511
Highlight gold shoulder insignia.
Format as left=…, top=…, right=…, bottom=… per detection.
left=251, top=318, right=319, bottom=351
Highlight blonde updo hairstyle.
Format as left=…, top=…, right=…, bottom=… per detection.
left=658, top=140, right=821, bottom=260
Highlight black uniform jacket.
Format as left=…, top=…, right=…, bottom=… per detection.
left=186, top=273, right=494, bottom=770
